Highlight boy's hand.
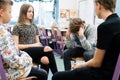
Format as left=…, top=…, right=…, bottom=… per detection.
left=78, top=27, right=84, bottom=36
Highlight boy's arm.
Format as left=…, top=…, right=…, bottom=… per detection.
left=72, top=48, right=105, bottom=70
left=78, top=25, right=96, bottom=50
left=12, top=35, right=42, bottom=50
left=0, top=30, right=32, bottom=69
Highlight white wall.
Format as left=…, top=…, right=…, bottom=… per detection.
left=78, top=0, right=95, bottom=25
left=58, top=0, right=95, bottom=28
left=58, top=0, right=79, bottom=28
left=59, top=0, right=78, bottom=10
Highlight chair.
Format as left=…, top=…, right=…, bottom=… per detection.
left=56, top=35, right=65, bottom=55
left=72, top=57, right=84, bottom=63
left=0, top=54, right=36, bottom=80
left=111, top=33, right=120, bottom=80
left=112, top=53, right=120, bottom=80
left=39, top=27, right=49, bottom=46
left=51, top=26, right=58, bottom=51
left=0, top=55, right=7, bottom=80
left=51, top=27, right=65, bottom=55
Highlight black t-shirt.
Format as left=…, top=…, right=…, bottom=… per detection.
left=96, top=13, right=120, bottom=79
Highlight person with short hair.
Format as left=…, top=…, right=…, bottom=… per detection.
left=0, top=0, right=47, bottom=80
left=52, top=0, right=120, bottom=80
left=63, top=18, right=96, bottom=70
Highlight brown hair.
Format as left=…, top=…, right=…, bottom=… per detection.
left=95, top=0, right=116, bottom=12
left=0, top=0, right=13, bottom=10
left=17, top=3, right=34, bottom=25
left=69, top=18, right=84, bottom=33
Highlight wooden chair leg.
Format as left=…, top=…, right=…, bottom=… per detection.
left=19, top=76, right=37, bottom=80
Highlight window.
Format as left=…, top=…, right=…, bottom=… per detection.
left=8, top=0, right=56, bottom=28
left=115, top=0, right=120, bottom=17
left=41, top=0, right=53, bottom=2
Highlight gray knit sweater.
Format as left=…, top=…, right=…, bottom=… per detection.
left=65, top=24, right=97, bottom=50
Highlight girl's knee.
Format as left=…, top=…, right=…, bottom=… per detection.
left=44, top=46, right=52, bottom=52
left=40, top=56, right=49, bottom=65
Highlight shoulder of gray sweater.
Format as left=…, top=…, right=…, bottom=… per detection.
left=84, top=24, right=97, bottom=34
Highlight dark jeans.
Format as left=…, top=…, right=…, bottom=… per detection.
left=63, top=47, right=95, bottom=70
left=28, top=67, right=47, bottom=80
left=52, top=67, right=105, bottom=80
left=21, top=47, right=58, bottom=74
left=83, top=48, right=95, bottom=61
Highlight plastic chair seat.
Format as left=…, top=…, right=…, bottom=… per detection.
left=112, top=53, right=120, bottom=80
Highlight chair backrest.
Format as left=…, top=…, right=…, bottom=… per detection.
left=39, top=27, right=49, bottom=46
left=112, top=53, right=120, bottom=80
left=52, top=27, right=64, bottom=55
left=0, top=55, right=7, bottom=80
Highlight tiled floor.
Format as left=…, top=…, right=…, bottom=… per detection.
left=48, top=54, right=64, bottom=80
left=48, top=53, right=85, bottom=80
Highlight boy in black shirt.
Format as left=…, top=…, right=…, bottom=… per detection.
left=52, top=0, right=120, bottom=80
